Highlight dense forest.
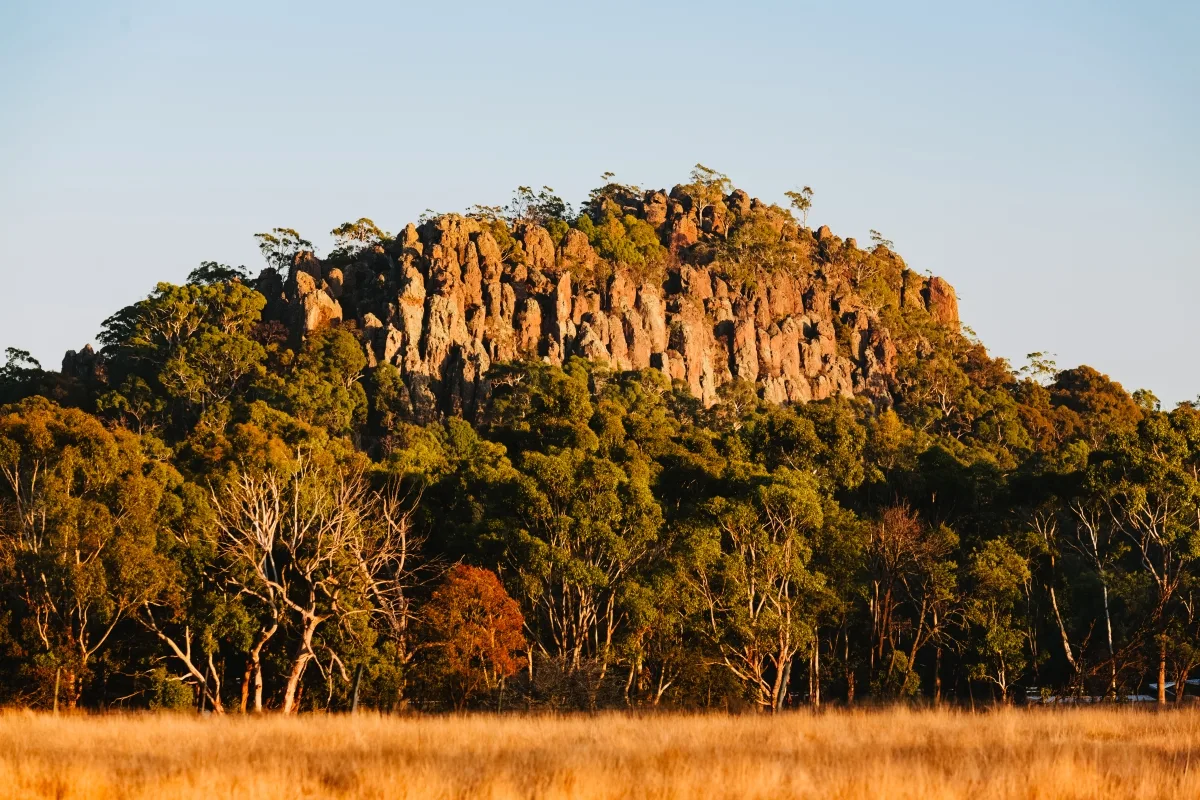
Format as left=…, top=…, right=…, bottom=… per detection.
left=1, top=168, right=1195, bottom=713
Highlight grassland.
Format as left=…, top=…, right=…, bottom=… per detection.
left=1, top=708, right=1198, bottom=799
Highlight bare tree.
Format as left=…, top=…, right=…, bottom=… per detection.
left=349, top=484, right=429, bottom=703
left=212, top=457, right=421, bottom=713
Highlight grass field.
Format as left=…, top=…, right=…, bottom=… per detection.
left=1, top=708, right=1198, bottom=799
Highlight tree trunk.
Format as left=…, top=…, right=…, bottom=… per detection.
left=240, top=660, right=253, bottom=713
left=810, top=640, right=821, bottom=710
left=653, top=669, right=671, bottom=707
left=1102, top=581, right=1117, bottom=697
left=253, top=662, right=266, bottom=711
left=844, top=627, right=855, bottom=706
left=350, top=664, right=364, bottom=713
left=281, top=617, right=319, bottom=714
left=64, top=670, right=79, bottom=710
left=282, top=653, right=311, bottom=714
left=1048, top=583, right=1077, bottom=675
left=774, top=656, right=792, bottom=712
left=241, top=623, right=277, bottom=713
left=934, top=646, right=943, bottom=705
left=147, top=623, right=225, bottom=714
left=1158, top=637, right=1168, bottom=707
left=1175, top=662, right=1191, bottom=705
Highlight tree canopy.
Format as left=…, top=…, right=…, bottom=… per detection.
left=0, top=171, right=1192, bottom=712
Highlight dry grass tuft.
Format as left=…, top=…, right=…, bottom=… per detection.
left=1, top=708, right=1198, bottom=799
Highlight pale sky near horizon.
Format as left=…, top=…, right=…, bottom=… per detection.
left=1, top=1, right=1196, bottom=403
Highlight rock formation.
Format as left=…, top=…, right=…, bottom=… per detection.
left=254, top=186, right=960, bottom=419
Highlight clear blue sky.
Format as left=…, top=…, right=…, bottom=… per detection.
left=2, top=1, right=1196, bottom=403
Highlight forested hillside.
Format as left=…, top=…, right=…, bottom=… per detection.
left=0, top=168, right=1193, bottom=713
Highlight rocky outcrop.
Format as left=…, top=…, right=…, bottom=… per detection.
left=900, top=269, right=960, bottom=329
left=263, top=188, right=960, bottom=420
left=292, top=271, right=343, bottom=333
left=924, top=276, right=959, bottom=329
left=61, top=345, right=104, bottom=383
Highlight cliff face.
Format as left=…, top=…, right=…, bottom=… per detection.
left=257, top=187, right=958, bottom=418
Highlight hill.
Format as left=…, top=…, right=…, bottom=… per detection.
left=0, top=168, right=1188, bottom=714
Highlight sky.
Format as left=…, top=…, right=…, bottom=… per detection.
left=1, top=0, right=1197, bottom=403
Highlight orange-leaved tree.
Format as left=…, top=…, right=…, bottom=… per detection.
left=423, top=565, right=525, bottom=709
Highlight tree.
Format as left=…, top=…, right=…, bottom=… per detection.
left=0, top=349, right=50, bottom=406
left=1088, top=410, right=1200, bottom=705
left=422, top=565, right=525, bottom=709
left=1050, top=366, right=1142, bottom=448
left=330, top=218, right=387, bottom=256
left=275, top=328, right=368, bottom=438
left=784, top=186, right=814, bottom=227
left=97, top=280, right=266, bottom=431
left=187, top=261, right=250, bottom=286
left=505, top=186, right=572, bottom=226
left=1017, top=352, right=1058, bottom=385
left=866, top=504, right=959, bottom=698
left=869, top=230, right=895, bottom=250
left=685, top=164, right=731, bottom=234
left=966, top=539, right=1031, bottom=703
left=254, top=228, right=313, bottom=271
left=1066, top=500, right=1123, bottom=695
left=1027, top=509, right=1077, bottom=680
left=693, top=468, right=825, bottom=711
left=0, top=348, right=41, bottom=381
left=211, top=455, right=418, bottom=713
left=0, top=398, right=171, bottom=708
left=159, top=329, right=265, bottom=412
left=502, top=446, right=661, bottom=678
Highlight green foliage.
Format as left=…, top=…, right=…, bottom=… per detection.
left=274, top=328, right=368, bottom=437
left=0, top=398, right=175, bottom=707
left=709, top=210, right=808, bottom=286
left=147, top=667, right=195, bottom=710
left=574, top=211, right=666, bottom=282
left=4, top=170, right=1199, bottom=712
left=97, top=280, right=266, bottom=432
left=784, top=186, right=813, bottom=226
left=254, top=227, right=312, bottom=271
left=966, top=539, right=1031, bottom=701
left=330, top=218, right=387, bottom=256
left=506, top=186, right=572, bottom=226
left=187, top=261, right=250, bottom=286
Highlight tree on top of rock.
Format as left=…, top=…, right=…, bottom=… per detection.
left=685, top=163, right=731, bottom=229
left=785, top=186, right=814, bottom=227
left=330, top=218, right=387, bottom=256
left=254, top=227, right=313, bottom=271
left=505, top=186, right=573, bottom=227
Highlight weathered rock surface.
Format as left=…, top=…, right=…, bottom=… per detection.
left=260, top=188, right=961, bottom=419
left=924, top=276, right=960, bottom=329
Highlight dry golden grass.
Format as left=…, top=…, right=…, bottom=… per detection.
left=1, top=708, right=1198, bottom=799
